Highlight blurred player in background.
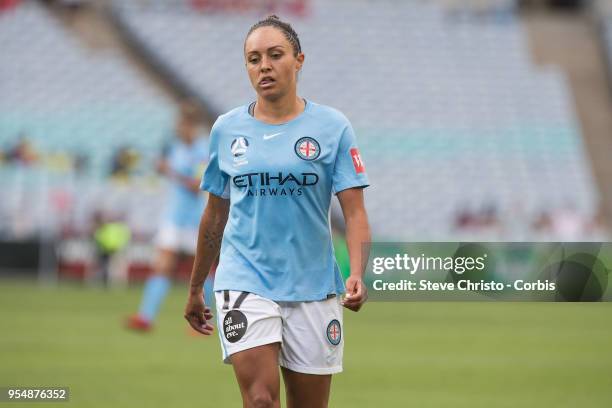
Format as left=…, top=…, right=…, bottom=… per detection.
left=184, top=16, right=371, bottom=407
left=126, top=101, right=211, bottom=332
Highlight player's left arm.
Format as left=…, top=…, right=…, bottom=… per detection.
left=161, top=172, right=199, bottom=193
left=337, top=187, right=371, bottom=312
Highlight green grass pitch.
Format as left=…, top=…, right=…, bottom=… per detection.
left=0, top=279, right=611, bottom=407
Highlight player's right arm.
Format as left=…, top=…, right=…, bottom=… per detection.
left=184, top=193, right=230, bottom=335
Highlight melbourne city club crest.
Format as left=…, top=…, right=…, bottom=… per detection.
left=294, top=137, right=320, bottom=161
left=326, top=319, right=341, bottom=346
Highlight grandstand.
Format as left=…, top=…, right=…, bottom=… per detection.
left=601, top=9, right=612, bottom=90
left=1, top=0, right=611, bottom=280
left=112, top=0, right=600, bottom=240
left=0, top=1, right=175, bottom=240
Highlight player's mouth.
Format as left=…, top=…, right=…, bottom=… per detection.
left=259, top=77, right=275, bottom=88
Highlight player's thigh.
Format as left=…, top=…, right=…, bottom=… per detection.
left=214, top=291, right=283, bottom=362
left=231, top=343, right=282, bottom=407
left=281, top=367, right=331, bottom=408
left=153, top=247, right=177, bottom=276
left=153, top=225, right=182, bottom=275
left=176, top=226, right=198, bottom=255
left=214, top=290, right=284, bottom=406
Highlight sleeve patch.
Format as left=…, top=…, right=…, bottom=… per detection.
left=350, top=148, right=365, bottom=174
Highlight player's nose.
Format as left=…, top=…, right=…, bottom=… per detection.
left=260, top=55, right=273, bottom=70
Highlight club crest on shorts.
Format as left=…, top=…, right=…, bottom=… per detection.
left=294, top=137, right=320, bottom=161
left=231, top=137, right=249, bottom=157
left=223, top=310, right=248, bottom=343
left=326, top=319, right=341, bottom=346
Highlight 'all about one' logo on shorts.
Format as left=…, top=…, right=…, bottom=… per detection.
left=223, top=310, right=248, bottom=343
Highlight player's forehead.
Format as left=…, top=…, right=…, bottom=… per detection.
left=244, top=26, right=289, bottom=55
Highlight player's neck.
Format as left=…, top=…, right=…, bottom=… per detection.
left=254, top=93, right=305, bottom=124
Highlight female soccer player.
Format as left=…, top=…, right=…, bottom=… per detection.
left=184, top=16, right=371, bottom=407
left=127, top=101, right=212, bottom=332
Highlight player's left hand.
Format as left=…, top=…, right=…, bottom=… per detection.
left=341, top=275, right=368, bottom=312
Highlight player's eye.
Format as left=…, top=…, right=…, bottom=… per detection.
left=271, top=53, right=281, bottom=58
left=249, top=57, right=259, bottom=64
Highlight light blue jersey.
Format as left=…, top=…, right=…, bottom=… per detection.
left=201, top=99, right=369, bottom=301
left=163, top=137, right=209, bottom=228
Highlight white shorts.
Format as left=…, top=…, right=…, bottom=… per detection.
left=214, top=290, right=344, bottom=375
left=154, top=224, right=198, bottom=254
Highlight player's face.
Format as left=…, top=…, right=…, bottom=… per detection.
left=177, top=118, right=197, bottom=144
left=244, top=26, right=303, bottom=100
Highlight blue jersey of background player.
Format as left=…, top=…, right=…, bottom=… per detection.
left=126, top=101, right=212, bottom=332
left=161, top=132, right=208, bottom=229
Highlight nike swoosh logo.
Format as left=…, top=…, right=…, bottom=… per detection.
left=263, top=132, right=284, bottom=140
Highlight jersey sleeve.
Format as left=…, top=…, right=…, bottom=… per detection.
left=332, top=121, right=370, bottom=194
left=200, top=121, right=230, bottom=199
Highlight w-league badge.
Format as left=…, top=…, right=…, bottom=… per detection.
left=231, top=137, right=249, bottom=157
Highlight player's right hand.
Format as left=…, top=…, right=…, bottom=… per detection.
left=156, top=158, right=169, bottom=175
left=184, top=294, right=215, bottom=335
